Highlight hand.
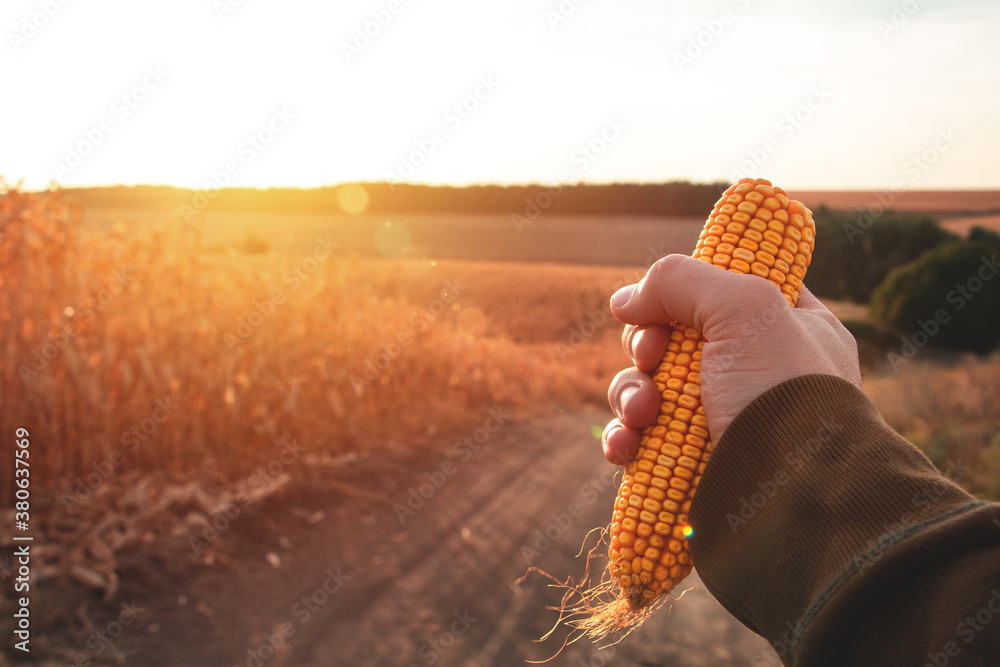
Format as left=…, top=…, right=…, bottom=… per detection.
left=601, top=254, right=863, bottom=465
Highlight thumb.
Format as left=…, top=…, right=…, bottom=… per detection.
left=610, top=254, right=787, bottom=340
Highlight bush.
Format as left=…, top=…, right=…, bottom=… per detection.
left=236, top=229, right=271, bottom=254
left=870, top=240, right=1000, bottom=354
left=807, top=206, right=958, bottom=303
left=840, top=319, right=897, bottom=367
left=969, top=225, right=1000, bottom=247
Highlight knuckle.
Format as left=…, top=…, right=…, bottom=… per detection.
left=625, top=327, right=644, bottom=364
left=607, top=370, right=629, bottom=403
left=646, top=254, right=687, bottom=283
left=741, top=272, right=784, bottom=302
left=621, top=325, right=637, bottom=356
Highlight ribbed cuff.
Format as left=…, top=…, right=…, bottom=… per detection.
left=688, top=374, right=976, bottom=662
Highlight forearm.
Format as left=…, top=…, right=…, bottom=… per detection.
left=689, top=374, right=1000, bottom=666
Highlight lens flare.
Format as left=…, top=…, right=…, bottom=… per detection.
left=374, top=220, right=410, bottom=258
left=456, top=308, right=486, bottom=336
left=336, top=183, right=369, bottom=215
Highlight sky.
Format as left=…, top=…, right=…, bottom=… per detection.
left=2, top=0, right=998, bottom=192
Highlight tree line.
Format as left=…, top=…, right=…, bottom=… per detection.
left=56, top=181, right=730, bottom=217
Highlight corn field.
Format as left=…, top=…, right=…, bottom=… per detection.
left=0, top=185, right=622, bottom=510
left=2, top=183, right=997, bottom=510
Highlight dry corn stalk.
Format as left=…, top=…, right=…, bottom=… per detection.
left=574, top=177, right=816, bottom=639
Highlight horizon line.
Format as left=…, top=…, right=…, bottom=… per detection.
left=11, top=180, right=1000, bottom=194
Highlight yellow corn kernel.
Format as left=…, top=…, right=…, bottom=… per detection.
left=606, top=177, right=816, bottom=607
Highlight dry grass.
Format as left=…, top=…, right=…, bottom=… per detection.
left=2, top=185, right=996, bottom=508
left=3, top=186, right=996, bottom=664
left=0, top=186, right=639, bottom=612
left=0, top=187, right=633, bottom=507
left=864, top=355, right=1000, bottom=500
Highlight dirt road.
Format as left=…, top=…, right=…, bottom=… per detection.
left=72, top=412, right=772, bottom=667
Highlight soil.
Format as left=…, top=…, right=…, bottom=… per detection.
left=9, top=412, right=772, bottom=666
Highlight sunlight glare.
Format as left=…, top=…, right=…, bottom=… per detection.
left=336, top=183, right=370, bottom=215
left=375, top=221, right=411, bottom=258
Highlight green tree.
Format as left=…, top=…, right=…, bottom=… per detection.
left=870, top=239, right=1000, bottom=355
left=969, top=225, right=1000, bottom=248
left=807, top=207, right=957, bottom=303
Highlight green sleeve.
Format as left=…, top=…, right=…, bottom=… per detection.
left=689, top=374, right=1000, bottom=666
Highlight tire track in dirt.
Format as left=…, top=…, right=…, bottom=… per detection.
left=102, top=412, right=771, bottom=666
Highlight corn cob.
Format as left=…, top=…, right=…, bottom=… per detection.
left=583, top=177, right=816, bottom=635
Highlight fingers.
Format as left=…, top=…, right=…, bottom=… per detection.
left=793, top=284, right=826, bottom=311
left=602, top=419, right=640, bottom=465
left=794, top=287, right=863, bottom=388
left=610, top=254, right=783, bottom=340
left=794, top=286, right=843, bottom=328
left=621, top=325, right=638, bottom=362
left=607, top=368, right=660, bottom=428
left=621, top=324, right=671, bottom=372
left=800, top=288, right=865, bottom=389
